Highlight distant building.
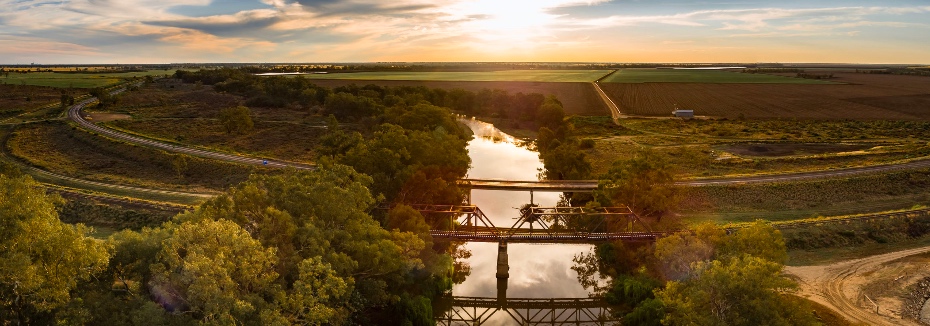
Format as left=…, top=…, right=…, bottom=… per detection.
left=672, top=109, right=694, bottom=119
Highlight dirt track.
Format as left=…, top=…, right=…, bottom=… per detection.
left=787, top=246, right=930, bottom=325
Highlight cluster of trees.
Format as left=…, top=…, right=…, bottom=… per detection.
left=88, top=87, right=120, bottom=108
left=1, top=70, right=482, bottom=324
left=857, top=68, right=930, bottom=77
left=175, top=68, right=562, bottom=125
left=575, top=222, right=817, bottom=325
left=740, top=68, right=803, bottom=74
left=1, top=166, right=451, bottom=325
left=796, top=72, right=835, bottom=80
left=176, top=68, right=473, bottom=212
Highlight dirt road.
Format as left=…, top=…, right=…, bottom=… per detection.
left=787, top=246, right=930, bottom=325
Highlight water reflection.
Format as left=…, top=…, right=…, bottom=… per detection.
left=446, top=118, right=609, bottom=325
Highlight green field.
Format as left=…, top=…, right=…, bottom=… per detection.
left=0, top=69, right=176, bottom=88
left=285, top=69, right=612, bottom=82
left=601, top=68, right=836, bottom=84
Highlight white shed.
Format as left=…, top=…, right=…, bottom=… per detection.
left=672, top=109, right=694, bottom=119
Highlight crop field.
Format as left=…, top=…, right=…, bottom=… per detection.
left=307, top=79, right=608, bottom=116
left=289, top=69, right=612, bottom=83
left=600, top=73, right=930, bottom=119
left=601, top=69, right=835, bottom=84
left=0, top=69, right=176, bottom=88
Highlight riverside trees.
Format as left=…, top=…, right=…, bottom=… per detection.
left=574, top=222, right=819, bottom=326
left=0, top=174, right=110, bottom=324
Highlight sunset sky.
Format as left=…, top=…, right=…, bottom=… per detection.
left=2, top=0, right=929, bottom=64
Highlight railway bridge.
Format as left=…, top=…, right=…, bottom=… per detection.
left=436, top=293, right=617, bottom=325
left=435, top=269, right=618, bottom=325
left=409, top=204, right=663, bottom=244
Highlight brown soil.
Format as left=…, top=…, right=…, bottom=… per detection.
left=721, top=143, right=876, bottom=157
left=786, top=246, right=930, bottom=325
left=601, top=73, right=930, bottom=120
left=307, top=79, right=608, bottom=116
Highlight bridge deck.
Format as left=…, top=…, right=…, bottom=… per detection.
left=448, top=296, right=607, bottom=309
left=459, top=179, right=598, bottom=192
left=431, top=229, right=665, bottom=243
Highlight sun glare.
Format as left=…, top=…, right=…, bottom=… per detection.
left=448, top=0, right=580, bottom=44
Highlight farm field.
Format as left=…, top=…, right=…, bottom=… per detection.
left=0, top=69, right=176, bottom=88
left=288, top=69, right=612, bottom=82
left=600, top=72, right=930, bottom=119
left=307, top=79, right=608, bottom=116
left=600, top=68, right=835, bottom=84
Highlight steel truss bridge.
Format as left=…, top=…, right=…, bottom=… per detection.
left=407, top=204, right=667, bottom=243
left=435, top=296, right=618, bottom=326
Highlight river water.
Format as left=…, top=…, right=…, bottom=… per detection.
left=447, top=118, right=601, bottom=324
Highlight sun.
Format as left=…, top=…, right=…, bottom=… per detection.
left=447, top=0, right=574, bottom=44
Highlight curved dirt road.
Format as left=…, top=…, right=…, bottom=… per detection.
left=786, top=246, right=930, bottom=325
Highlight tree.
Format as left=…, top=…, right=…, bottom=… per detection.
left=540, top=143, right=592, bottom=180
left=177, top=164, right=447, bottom=322
left=148, top=219, right=278, bottom=324
left=653, top=232, right=714, bottom=281
left=171, top=154, right=189, bottom=181
left=656, top=255, right=817, bottom=326
left=219, top=105, right=254, bottom=134
left=536, top=95, right=566, bottom=130
left=595, top=149, right=680, bottom=220
left=718, top=221, right=788, bottom=265
left=0, top=175, right=110, bottom=323
left=324, top=92, right=381, bottom=120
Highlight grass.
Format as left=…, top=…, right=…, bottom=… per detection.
left=601, top=69, right=836, bottom=84
left=288, top=70, right=612, bottom=82
left=0, top=84, right=72, bottom=121
left=579, top=117, right=930, bottom=178
left=102, top=82, right=327, bottom=162
left=0, top=70, right=176, bottom=88
left=680, top=169, right=930, bottom=224
left=788, top=236, right=930, bottom=266
left=6, top=121, right=256, bottom=192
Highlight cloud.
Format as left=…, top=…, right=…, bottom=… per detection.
left=0, top=0, right=928, bottom=63
left=574, top=6, right=930, bottom=32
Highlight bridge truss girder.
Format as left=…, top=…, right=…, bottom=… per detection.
left=436, top=304, right=618, bottom=326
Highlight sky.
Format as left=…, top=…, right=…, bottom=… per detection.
left=1, top=0, right=929, bottom=64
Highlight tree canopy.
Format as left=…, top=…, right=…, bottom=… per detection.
left=0, top=174, right=110, bottom=324
left=595, top=149, right=680, bottom=219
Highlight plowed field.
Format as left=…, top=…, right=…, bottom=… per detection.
left=600, top=73, right=930, bottom=120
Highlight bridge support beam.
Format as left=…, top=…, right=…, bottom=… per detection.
left=496, top=242, right=509, bottom=279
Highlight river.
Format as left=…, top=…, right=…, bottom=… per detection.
left=444, top=118, right=603, bottom=324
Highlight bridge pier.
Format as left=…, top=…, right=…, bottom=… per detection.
left=497, top=276, right=508, bottom=303
left=496, top=242, right=509, bottom=279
